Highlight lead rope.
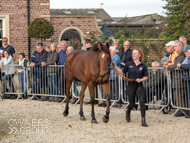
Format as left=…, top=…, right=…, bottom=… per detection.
left=113, top=66, right=134, bottom=82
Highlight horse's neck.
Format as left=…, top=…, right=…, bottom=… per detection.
left=88, top=51, right=99, bottom=65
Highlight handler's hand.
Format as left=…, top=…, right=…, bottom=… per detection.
left=0, top=64, right=3, bottom=69
left=135, top=78, right=141, bottom=83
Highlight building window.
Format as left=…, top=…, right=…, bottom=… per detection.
left=0, top=18, right=5, bottom=47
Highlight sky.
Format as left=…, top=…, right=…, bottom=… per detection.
left=50, top=0, right=167, bottom=17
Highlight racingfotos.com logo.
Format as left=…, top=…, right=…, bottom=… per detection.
left=7, top=119, right=49, bottom=134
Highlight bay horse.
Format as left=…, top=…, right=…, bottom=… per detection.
left=63, top=43, right=111, bottom=123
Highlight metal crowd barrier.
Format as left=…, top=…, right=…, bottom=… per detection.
left=121, top=67, right=170, bottom=115
left=71, top=67, right=122, bottom=108
left=27, top=65, right=66, bottom=102
left=1, top=65, right=190, bottom=117
left=168, top=69, right=190, bottom=117
left=0, top=65, right=27, bottom=99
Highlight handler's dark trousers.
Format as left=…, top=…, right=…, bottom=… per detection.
left=127, top=81, right=146, bottom=117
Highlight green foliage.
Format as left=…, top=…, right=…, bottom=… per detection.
left=162, top=0, right=190, bottom=41
left=83, top=31, right=101, bottom=45
left=83, top=32, right=114, bottom=45
left=140, top=41, right=149, bottom=64
left=27, top=18, right=54, bottom=41
left=114, top=26, right=161, bottom=40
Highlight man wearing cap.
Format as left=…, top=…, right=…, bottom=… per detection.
left=100, top=35, right=109, bottom=47
left=98, top=35, right=110, bottom=107
left=164, top=40, right=189, bottom=117
left=163, top=41, right=178, bottom=68
left=177, top=45, right=190, bottom=118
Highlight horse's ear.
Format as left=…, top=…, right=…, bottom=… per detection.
left=97, top=43, right=102, bottom=51
left=106, top=42, right=109, bottom=50
left=92, top=43, right=102, bottom=51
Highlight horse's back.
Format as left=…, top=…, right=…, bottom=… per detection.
left=65, top=49, right=87, bottom=69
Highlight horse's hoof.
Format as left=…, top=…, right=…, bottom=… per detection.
left=80, top=116, right=86, bottom=121
left=91, top=119, right=98, bottom=124
left=102, top=116, right=109, bottom=123
left=63, top=111, right=68, bottom=117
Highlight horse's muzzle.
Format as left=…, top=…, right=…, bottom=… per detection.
left=100, top=73, right=106, bottom=78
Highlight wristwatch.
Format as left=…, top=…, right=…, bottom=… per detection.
left=141, top=79, right=143, bottom=82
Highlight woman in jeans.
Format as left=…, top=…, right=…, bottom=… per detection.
left=41, top=43, right=59, bottom=102
left=17, top=53, right=28, bottom=98
left=0, top=50, right=16, bottom=99
left=112, top=49, right=148, bottom=127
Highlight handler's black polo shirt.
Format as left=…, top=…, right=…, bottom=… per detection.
left=122, top=61, right=148, bottom=80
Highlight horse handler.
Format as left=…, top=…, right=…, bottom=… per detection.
left=112, top=48, right=148, bottom=127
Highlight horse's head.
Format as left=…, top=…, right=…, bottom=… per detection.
left=93, top=43, right=111, bottom=78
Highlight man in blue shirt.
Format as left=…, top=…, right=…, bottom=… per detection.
left=57, top=40, right=68, bottom=102
left=0, top=37, right=16, bottom=61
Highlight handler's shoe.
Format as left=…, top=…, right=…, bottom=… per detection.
left=141, top=117, right=148, bottom=127
left=126, top=111, right=131, bottom=122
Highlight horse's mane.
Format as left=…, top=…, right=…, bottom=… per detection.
left=92, top=43, right=110, bottom=54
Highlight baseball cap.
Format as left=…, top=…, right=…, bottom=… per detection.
left=182, top=45, right=190, bottom=52
left=100, top=35, right=108, bottom=43
left=165, top=41, right=175, bottom=46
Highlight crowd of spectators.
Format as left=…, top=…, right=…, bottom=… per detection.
left=0, top=35, right=190, bottom=119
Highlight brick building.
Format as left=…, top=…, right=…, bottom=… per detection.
left=0, top=0, right=103, bottom=60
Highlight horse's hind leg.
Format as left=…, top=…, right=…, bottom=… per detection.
left=102, top=82, right=111, bottom=123
left=88, top=82, right=98, bottom=124
left=79, top=82, right=87, bottom=120
left=63, top=77, right=73, bottom=117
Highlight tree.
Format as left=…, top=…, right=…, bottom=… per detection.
left=27, top=18, right=54, bottom=42
left=162, top=0, right=190, bottom=41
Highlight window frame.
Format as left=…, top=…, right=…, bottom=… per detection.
left=0, top=18, right=5, bottom=47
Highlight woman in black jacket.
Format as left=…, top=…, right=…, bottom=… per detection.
left=112, top=48, right=148, bottom=127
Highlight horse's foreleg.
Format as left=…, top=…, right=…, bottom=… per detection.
left=79, top=82, right=87, bottom=121
left=63, top=79, right=72, bottom=117
left=88, top=82, right=98, bottom=124
left=102, top=82, right=111, bottom=123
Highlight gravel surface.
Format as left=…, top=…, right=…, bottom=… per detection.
left=0, top=99, right=190, bottom=143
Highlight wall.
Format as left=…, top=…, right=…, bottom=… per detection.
left=129, top=39, right=166, bottom=65
left=0, top=0, right=50, bottom=61
left=50, top=15, right=102, bottom=49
